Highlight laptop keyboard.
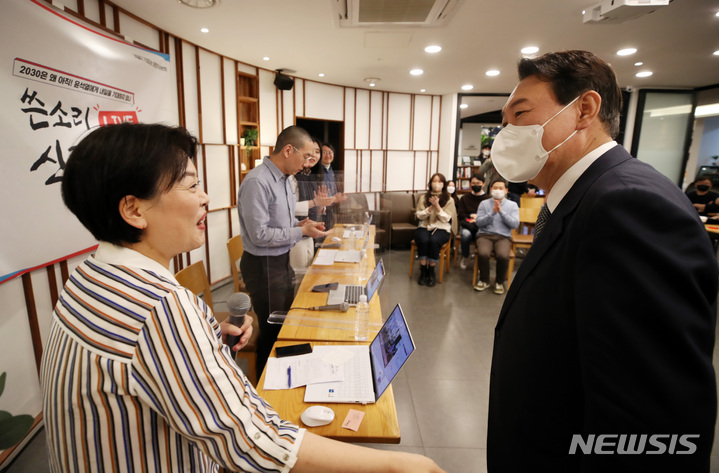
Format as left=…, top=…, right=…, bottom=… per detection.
left=345, top=285, right=367, bottom=304
left=333, top=349, right=373, bottom=400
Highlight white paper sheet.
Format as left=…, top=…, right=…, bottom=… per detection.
left=263, top=353, right=345, bottom=390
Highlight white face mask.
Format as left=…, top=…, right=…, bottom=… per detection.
left=482, top=150, right=490, bottom=157
left=491, top=189, right=505, bottom=200
left=431, top=182, right=444, bottom=192
left=492, top=96, right=580, bottom=183
left=447, top=186, right=455, bottom=194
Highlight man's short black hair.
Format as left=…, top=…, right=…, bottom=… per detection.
left=471, top=173, right=484, bottom=182
left=490, top=178, right=507, bottom=189
left=518, top=50, right=623, bottom=139
left=273, top=125, right=311, bottom=155
left=62, top=123, right=197, bottom=246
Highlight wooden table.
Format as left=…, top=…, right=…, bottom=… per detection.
left=279, top=225, right=384, bottom=342
left=256, top=340, right=401, bottom=443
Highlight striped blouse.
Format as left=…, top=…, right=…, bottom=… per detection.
left=40, top=242, right=304, bottom=472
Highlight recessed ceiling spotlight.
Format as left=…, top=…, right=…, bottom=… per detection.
left=714, top=50, right=719, bottom=56
left=716, top=11, right=719, bottom=16
left=318, top=73, right=325, bottom=77
left=369, top=83, right=376, bottom=87
left=461, top=84, right=474, bottom=91
left=420, top=89, right=426, bottom=93
left=364, top=77, right=381, bottom=87
left=634, top=61, right=643, bottom=66
left=486, top=70, right=500, bottom=77
left=263, top=57, right=270, bottom=61
left=425, top=45, right=442, bottom=53
left=460, top=104, right=469, bottom=109
left=200, top=27, right=209, bottom=33
left=617, top=48, right=637, bottom=56
left=521, top=46, right=539, bottom=55
left=410, top=68, right=424, bottom=76
left=636, top=71, right=653, bottom=78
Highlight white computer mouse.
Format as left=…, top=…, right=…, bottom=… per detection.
left=300, top=406, right=335, bottom=427
left=331, top=236, right=341, bottom=242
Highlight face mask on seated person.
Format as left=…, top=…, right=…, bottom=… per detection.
left=697, top=185, right=711, bottom=192
left=471, top=185, right=483, bottom=193
left=447, top=186, right=455, bottom=194
left=492, top=95, right=580, bottom=182
left=491, top=189, right=506, bottom=200
left=431, top=182, right=444, bottom=193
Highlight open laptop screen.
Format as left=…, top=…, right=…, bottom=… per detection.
left=370, top=303, right=415, bottom=400
left=365, top=259, right=385, bottom=302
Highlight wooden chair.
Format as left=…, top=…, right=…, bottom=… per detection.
left=505, top=206, right=541, bottom=282
left=226, top=234, right=246, bottom=293
left=520, top=194, right=545, bottom=210
left=408, top=235, right=452, bottom=284
left=175, top=260, right=260, bottom=385
left=472, top=247, right=516, bottom=288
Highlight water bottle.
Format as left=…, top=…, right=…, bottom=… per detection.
left=354, top=294, right=369, bottom=341
left=358, top=249, right=368, bottom=283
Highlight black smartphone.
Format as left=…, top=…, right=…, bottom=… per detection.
left=312, top=282, right=338, bottom=292
left=276, top=343, right=313, bottom=358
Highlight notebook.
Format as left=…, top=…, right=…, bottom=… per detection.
left=304, top=303, right=415, bottom=404
left=326, top=259, right=385, bottom=306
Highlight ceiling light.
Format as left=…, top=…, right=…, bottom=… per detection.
left=179, top=0, right=219, bottom=8
left=263, top=57, right=270, bottom=61
left=364, top=77, right=380, bottom=87
left=696, top=104, right=719, bottom=117
left=617, top=48, right=637, bottom=56
left=486, top=70, right=500, bottom=77
left=634, top=61, right=643, bottom=66
left=425, top=45, right=442, bottom=53
left=521, top=46, right=539, bottom=55
left=318, top=73, right=325, bottom=77
left=200, top=27, right=209, bottom=33
left=714, top=51, right=719, bottom=56
left=716, top=11, right=719, bottom=17
left=410, top=69, right=424, bottom=76
left=461, top=84, right=473, bottom=91
left=636, top=71, right=653, bottom=78
left=420, top=89, right=426, bottom=93
left=460, top=104, right=469, bottom=109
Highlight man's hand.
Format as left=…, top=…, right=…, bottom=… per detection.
left=332, top=192, right=348, bottom=204
left=493, top=199, right=502, bottom=214
left=220, top=315, right=253, bottom=351
left=301, top=220, right=329, bottom=238
left=313, top=188, right=334, bottom=208
left=469, top=213, right=477, bottom=223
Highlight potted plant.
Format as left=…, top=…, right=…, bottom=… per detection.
left=242, top=128, right=258, bottom=147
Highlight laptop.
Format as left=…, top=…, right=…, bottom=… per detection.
left=304, top=303, right=415, bottom=404
left=326, top=259, right=385, bottom=306
left=333, top=232, right=370, bottom=263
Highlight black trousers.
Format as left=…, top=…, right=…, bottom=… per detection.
left=239, top=251, right=295, bottom=376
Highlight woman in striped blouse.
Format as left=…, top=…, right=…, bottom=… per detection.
left=41, top=123, right=445, bottom=473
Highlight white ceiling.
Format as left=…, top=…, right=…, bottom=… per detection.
left=110, top=0, right=718, bottom=119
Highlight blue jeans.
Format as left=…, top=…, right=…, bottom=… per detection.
left=415, top=227, right=450, bottom=263
left=460, top=226, right=479, bottom=258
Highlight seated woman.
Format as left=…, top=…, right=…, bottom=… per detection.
left=41, top=123, right=444, bottom=473
left=414, top=173, right=457, bottom=287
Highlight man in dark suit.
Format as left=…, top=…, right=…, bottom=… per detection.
left=487, top=50, right=717, bottom=472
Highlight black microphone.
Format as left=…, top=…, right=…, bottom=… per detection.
left=225, top=292, right=251, bottom=348
left=308, top=302, right=350, bottom=312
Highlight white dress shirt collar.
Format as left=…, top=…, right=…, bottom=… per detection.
left=546, top=141, right=618, bottom=212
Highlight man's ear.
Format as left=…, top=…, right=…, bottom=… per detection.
left=577, top=90, right=602, bottom=130
left=119, top=195, right=147, bottom=230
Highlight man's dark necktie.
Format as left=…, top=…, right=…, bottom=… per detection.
left=534, top=203, right=551, bottom=238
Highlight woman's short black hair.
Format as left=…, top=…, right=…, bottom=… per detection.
left=62, top=123, right=198, bottom=246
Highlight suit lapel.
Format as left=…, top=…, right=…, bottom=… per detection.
left=497, top=147, right=633, bottom=326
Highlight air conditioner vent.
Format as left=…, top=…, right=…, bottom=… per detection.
left=333, top=0, right=460, bottom=27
